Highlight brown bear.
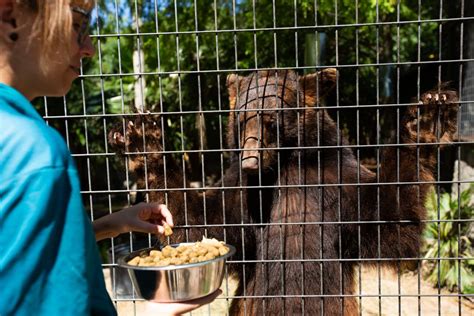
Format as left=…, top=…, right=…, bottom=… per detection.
left=108, top=68, right=458, bottom=315
left=225, top=68, right=458, bottom=315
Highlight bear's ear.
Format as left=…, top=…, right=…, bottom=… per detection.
left=226, top=74, right=242, bottom=110
left=299, top=68, right=337, bottom=106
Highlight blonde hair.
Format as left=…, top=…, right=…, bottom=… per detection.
left=19, top=0, right=95, bottom=67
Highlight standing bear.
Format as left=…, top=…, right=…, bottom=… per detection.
left=108, top=68, right=458, bottom=316
left=225, top=68, right=458, bottom=315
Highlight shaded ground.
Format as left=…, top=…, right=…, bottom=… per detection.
left=104, top=266, right=473, bottom=315
left=357, top=266, right=473, bottom=316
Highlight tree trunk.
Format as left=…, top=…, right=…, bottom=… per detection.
left=133, top=9, right=146, bottom=112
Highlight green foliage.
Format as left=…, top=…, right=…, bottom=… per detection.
left=36, top=0, right=452, bottom=187
left=422, top=184, right=474, bottom=294
left=86, top=0, right=442, bottom=151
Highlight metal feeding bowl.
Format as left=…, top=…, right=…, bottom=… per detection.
left=118, top=243, right=236, bottom=302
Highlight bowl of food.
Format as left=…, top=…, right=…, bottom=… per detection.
left=117, top=237, right=236, bottom=302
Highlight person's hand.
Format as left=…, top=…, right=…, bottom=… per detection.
left=144, top=289, right=222, bottom=316
left=116, top=202, right=174, bottom=235
left=93, top=202, right=174, bottom=241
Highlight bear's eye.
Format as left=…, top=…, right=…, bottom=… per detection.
left=269, top=120, right=278, bottom=130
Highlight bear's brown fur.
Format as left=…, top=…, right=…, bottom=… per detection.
left=108, top=68, right=458, bottom=315
left=225, top=69, right=458, bottom=315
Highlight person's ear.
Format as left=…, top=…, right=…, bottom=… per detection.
left=0, top=0, right=19, bottom=43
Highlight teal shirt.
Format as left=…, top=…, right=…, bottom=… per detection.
left=0, top=84, right=116, bottom=316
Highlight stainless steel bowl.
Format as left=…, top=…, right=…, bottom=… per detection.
left=117, top=243, right=236, bottom=302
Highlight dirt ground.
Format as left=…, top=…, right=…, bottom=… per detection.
left=104, top=266, right=473, bottom=315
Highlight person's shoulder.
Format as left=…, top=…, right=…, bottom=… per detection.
left=1, top=108, right=71, bottom=178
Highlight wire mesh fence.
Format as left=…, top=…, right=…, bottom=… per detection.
left=36, top=0, right=473, bottom=315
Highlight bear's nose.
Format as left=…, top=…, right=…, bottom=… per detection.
left=242, top=156, right=259, bottom=172
left=241, top=136, right=260, bottom=172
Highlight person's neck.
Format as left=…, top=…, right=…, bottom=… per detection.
left=0, top=55, right=35, bottom=101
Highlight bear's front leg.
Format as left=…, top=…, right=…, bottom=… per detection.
left=359, top=88, right=459, bottom=262
left=402, top=89, right=458, bottom=145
